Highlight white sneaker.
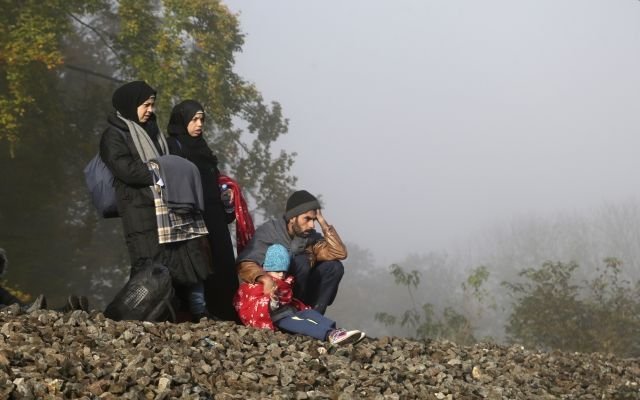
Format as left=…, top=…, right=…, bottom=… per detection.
left=327, top=329, right=365, bottom=345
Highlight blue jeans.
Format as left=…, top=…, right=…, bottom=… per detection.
left=188, top=282, right=207, bottom=316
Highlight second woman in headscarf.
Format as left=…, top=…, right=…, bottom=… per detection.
left=167, top=100, right=239, bottom=321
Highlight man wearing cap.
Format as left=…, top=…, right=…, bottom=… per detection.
left=236, top=190, right=347, bottom=314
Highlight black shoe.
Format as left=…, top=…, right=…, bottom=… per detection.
left=192, top=312, right=208, bottom=322
left=192, top=310, right=219, bottom=323
left=64, top=295, right=80, bottom=312
left=78, top=295, right=89, bottom=312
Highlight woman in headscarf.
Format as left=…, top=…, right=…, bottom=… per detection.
left=100, top=81, right=169, bottom=276
left=166, top=100, right=239, bottom=321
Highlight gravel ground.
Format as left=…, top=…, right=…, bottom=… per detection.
left=1, top=305, right=639, bottom=399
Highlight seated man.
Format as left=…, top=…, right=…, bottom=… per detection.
left=234, top=244, right=364, bottom=345
left=236, top=190, right=347, bottom=314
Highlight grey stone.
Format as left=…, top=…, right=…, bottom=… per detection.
left=0, top=310, right=639, bottom=399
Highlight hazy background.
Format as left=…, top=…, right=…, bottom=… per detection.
left=2, top=0, right=640, bottom=342
left=223, top=0, right=640, bottom=265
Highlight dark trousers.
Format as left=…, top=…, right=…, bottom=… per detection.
left=275, top=309, right=336, bottom=340
left=288, top=254, right=344, bottom=314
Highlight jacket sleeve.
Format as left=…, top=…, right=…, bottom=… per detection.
left=236, top=222, right=271, bottom=283
left=237, top=260, right=265, bottom=284
left=100, top=127, right=154, bottom=187
left=311, top=225, right=348, bottom=263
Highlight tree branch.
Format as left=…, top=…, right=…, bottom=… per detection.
left=233, top=137, right=252, bottom=155
left=64, top=64, right=125, bottom=83
left=64, top=11, right=123, bottom=66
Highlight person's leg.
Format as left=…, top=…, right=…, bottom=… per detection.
left=188, top=281, right=208, bottom=320
left=288, top=253, right=312, bottom=299
left=297, top=309, right=337, bottom=334
left=303, top=260, right=345, bottom=314
left=275, top=311, right=335, bottom=341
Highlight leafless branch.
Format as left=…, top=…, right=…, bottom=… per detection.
left=65, top=11, right=123, bottom=65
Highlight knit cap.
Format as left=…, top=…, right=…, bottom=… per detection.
left=263, top=244, right=290, bottom=272
left=284, top=190, right=321, bottom=220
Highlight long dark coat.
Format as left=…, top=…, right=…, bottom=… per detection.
left=166, top=136, right=239, bottom=321
left=99, top=114, right=163, bottom=274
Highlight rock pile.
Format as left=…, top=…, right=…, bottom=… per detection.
left=0, top=306, right=639, bottom=399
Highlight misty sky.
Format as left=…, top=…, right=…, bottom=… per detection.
left=223, top=0, right=640, bottom=264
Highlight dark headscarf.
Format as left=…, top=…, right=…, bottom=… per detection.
left=167, top=100, right=203, bottom=136
left=112, top=81, right=156, bottom=122
left=167, top=100, right=218, bottom=168
left=112, top=80, right=160, bottom=138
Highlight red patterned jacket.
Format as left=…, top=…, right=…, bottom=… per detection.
left=233, top=275, right=309, bottom=330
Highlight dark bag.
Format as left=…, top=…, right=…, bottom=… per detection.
left=269, top=304, right=297, bottom=323
left=84, top=129, right=127, bottom=218
left=104, top=263, right=176, bottom=322
left=84, top=154, right=119, bottom=218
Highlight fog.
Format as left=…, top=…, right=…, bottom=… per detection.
left=224, top=0, right=640, bottom=265
left=2, top=0, right=640, bottom=345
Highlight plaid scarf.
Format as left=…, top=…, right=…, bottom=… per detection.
left=149, top=162, right=208, bottom=244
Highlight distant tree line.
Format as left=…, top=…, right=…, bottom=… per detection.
left=375, top=257, right=640, bottom=357
left=326, top=201, right=640, bottom=358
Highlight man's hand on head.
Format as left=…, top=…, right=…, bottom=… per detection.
left=316, top=209, right=330, bottom=231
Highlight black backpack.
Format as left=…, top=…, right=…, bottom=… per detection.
left=104, top=263, right=176, bottom=322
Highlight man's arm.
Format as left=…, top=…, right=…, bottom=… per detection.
left=311, top=209, right=347, bottom=262
left=237, top=261, right=276, bottom=295
left=236, top=222, right=277, bottom=294
left=237, top=260, right=265, bottom=284
left=236, top=222, right=268, bottom=284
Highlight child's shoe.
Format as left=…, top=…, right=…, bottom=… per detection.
left=327, top=329, right=366, bottom=345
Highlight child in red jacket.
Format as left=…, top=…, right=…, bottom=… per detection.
left=233, top=244, right=365, bottom=345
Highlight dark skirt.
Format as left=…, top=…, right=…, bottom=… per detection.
left=160, top=236, right=212, bottom=286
